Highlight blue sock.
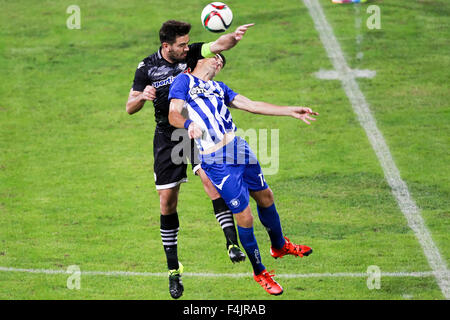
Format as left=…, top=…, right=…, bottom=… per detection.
left=237, top=226, right=265, bottom=275
left=257, top=203, right=285, bottom=250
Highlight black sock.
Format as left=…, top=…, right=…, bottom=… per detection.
left=160, top=212, right=179, bottom=271
left=212, top=198, right=239, bottom=248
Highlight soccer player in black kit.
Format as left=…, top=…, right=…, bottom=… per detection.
left=126, top=20, right=253, bottom=299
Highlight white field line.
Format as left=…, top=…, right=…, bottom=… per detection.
left=0, top=266, right=447, bottom=279
left=315, top=68, right=376, bottom=80
left=302, top=0, right=449, bottom=299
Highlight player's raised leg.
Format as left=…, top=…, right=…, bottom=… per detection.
left=250, top=187, right=313, bottom=259
left=201, top=162, right=283, bottom=295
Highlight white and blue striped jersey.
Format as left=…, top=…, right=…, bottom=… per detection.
left=169, top=73, right=238, bottom=152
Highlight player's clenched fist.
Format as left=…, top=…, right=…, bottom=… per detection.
left=142, top=85, right=156, bottom=101
left=187, top=122, right=204, bottom=139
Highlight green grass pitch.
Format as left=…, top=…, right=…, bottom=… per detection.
left=0, top=0, right=448, bottom=299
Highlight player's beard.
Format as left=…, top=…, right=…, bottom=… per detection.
left=168, top=48, right=187, bottom=62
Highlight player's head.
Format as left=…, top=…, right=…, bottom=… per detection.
left=197, top=53, right=226, bottom=79
left=159, top=20, right=191, bottom=62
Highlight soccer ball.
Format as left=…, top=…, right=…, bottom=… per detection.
left=201, top=2, right=233, bottom=33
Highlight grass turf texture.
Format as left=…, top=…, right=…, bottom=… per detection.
left=0, top=0, right=448, bottom=299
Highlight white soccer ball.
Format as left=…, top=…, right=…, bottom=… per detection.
left=201, top=2, right=233, bottom=33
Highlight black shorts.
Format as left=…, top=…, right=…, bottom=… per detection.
left=153, top=126, right=200, bottom=190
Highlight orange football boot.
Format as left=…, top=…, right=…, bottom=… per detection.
left=270, top=237, right=313, bottom=259
left=253, top=269, right=284, bottom=295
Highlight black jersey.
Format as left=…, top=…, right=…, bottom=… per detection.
left=131, top=42, right=204, bottom=129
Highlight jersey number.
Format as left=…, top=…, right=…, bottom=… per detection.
left=258, top=173, right=265, bottom=187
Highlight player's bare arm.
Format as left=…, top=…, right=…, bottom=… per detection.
left=230, top=94, right=319, bottom=125
left=126, top=85, right=156, bottom=115
left=209, top=23, right=255, bottom=53
left=168, top=98, right=203, bottom=139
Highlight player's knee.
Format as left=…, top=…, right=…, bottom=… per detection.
left=254, top=188, right=274, bottom=208
left=235, top=209, right=254, bottom=228
left=161, top=205, right=177, bottom=214
left=264, top=188, right=274, bottom=204
left=240, top=215, right=254, bottom=228
left=158, top=190, right=178, bottom=214
left=160, top=201, right=177, bottom=214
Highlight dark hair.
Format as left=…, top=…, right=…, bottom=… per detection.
left=159, top=20, right=191, bottom=44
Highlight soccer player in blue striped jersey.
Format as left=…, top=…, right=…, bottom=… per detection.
left=168, top=54, right=318, bottom=295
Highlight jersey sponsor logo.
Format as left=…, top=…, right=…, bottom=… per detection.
left=189, top=83, right=224, bottom=99
left=153, top=76, right=175, bottom=89
left=189, top=86, right=208, bottom=95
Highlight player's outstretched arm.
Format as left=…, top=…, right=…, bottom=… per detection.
left=230, top=94, right=319, bottom=125
left=169, top=98, right=203, bottom=139
left=209, top=23, right=255, bottom=54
